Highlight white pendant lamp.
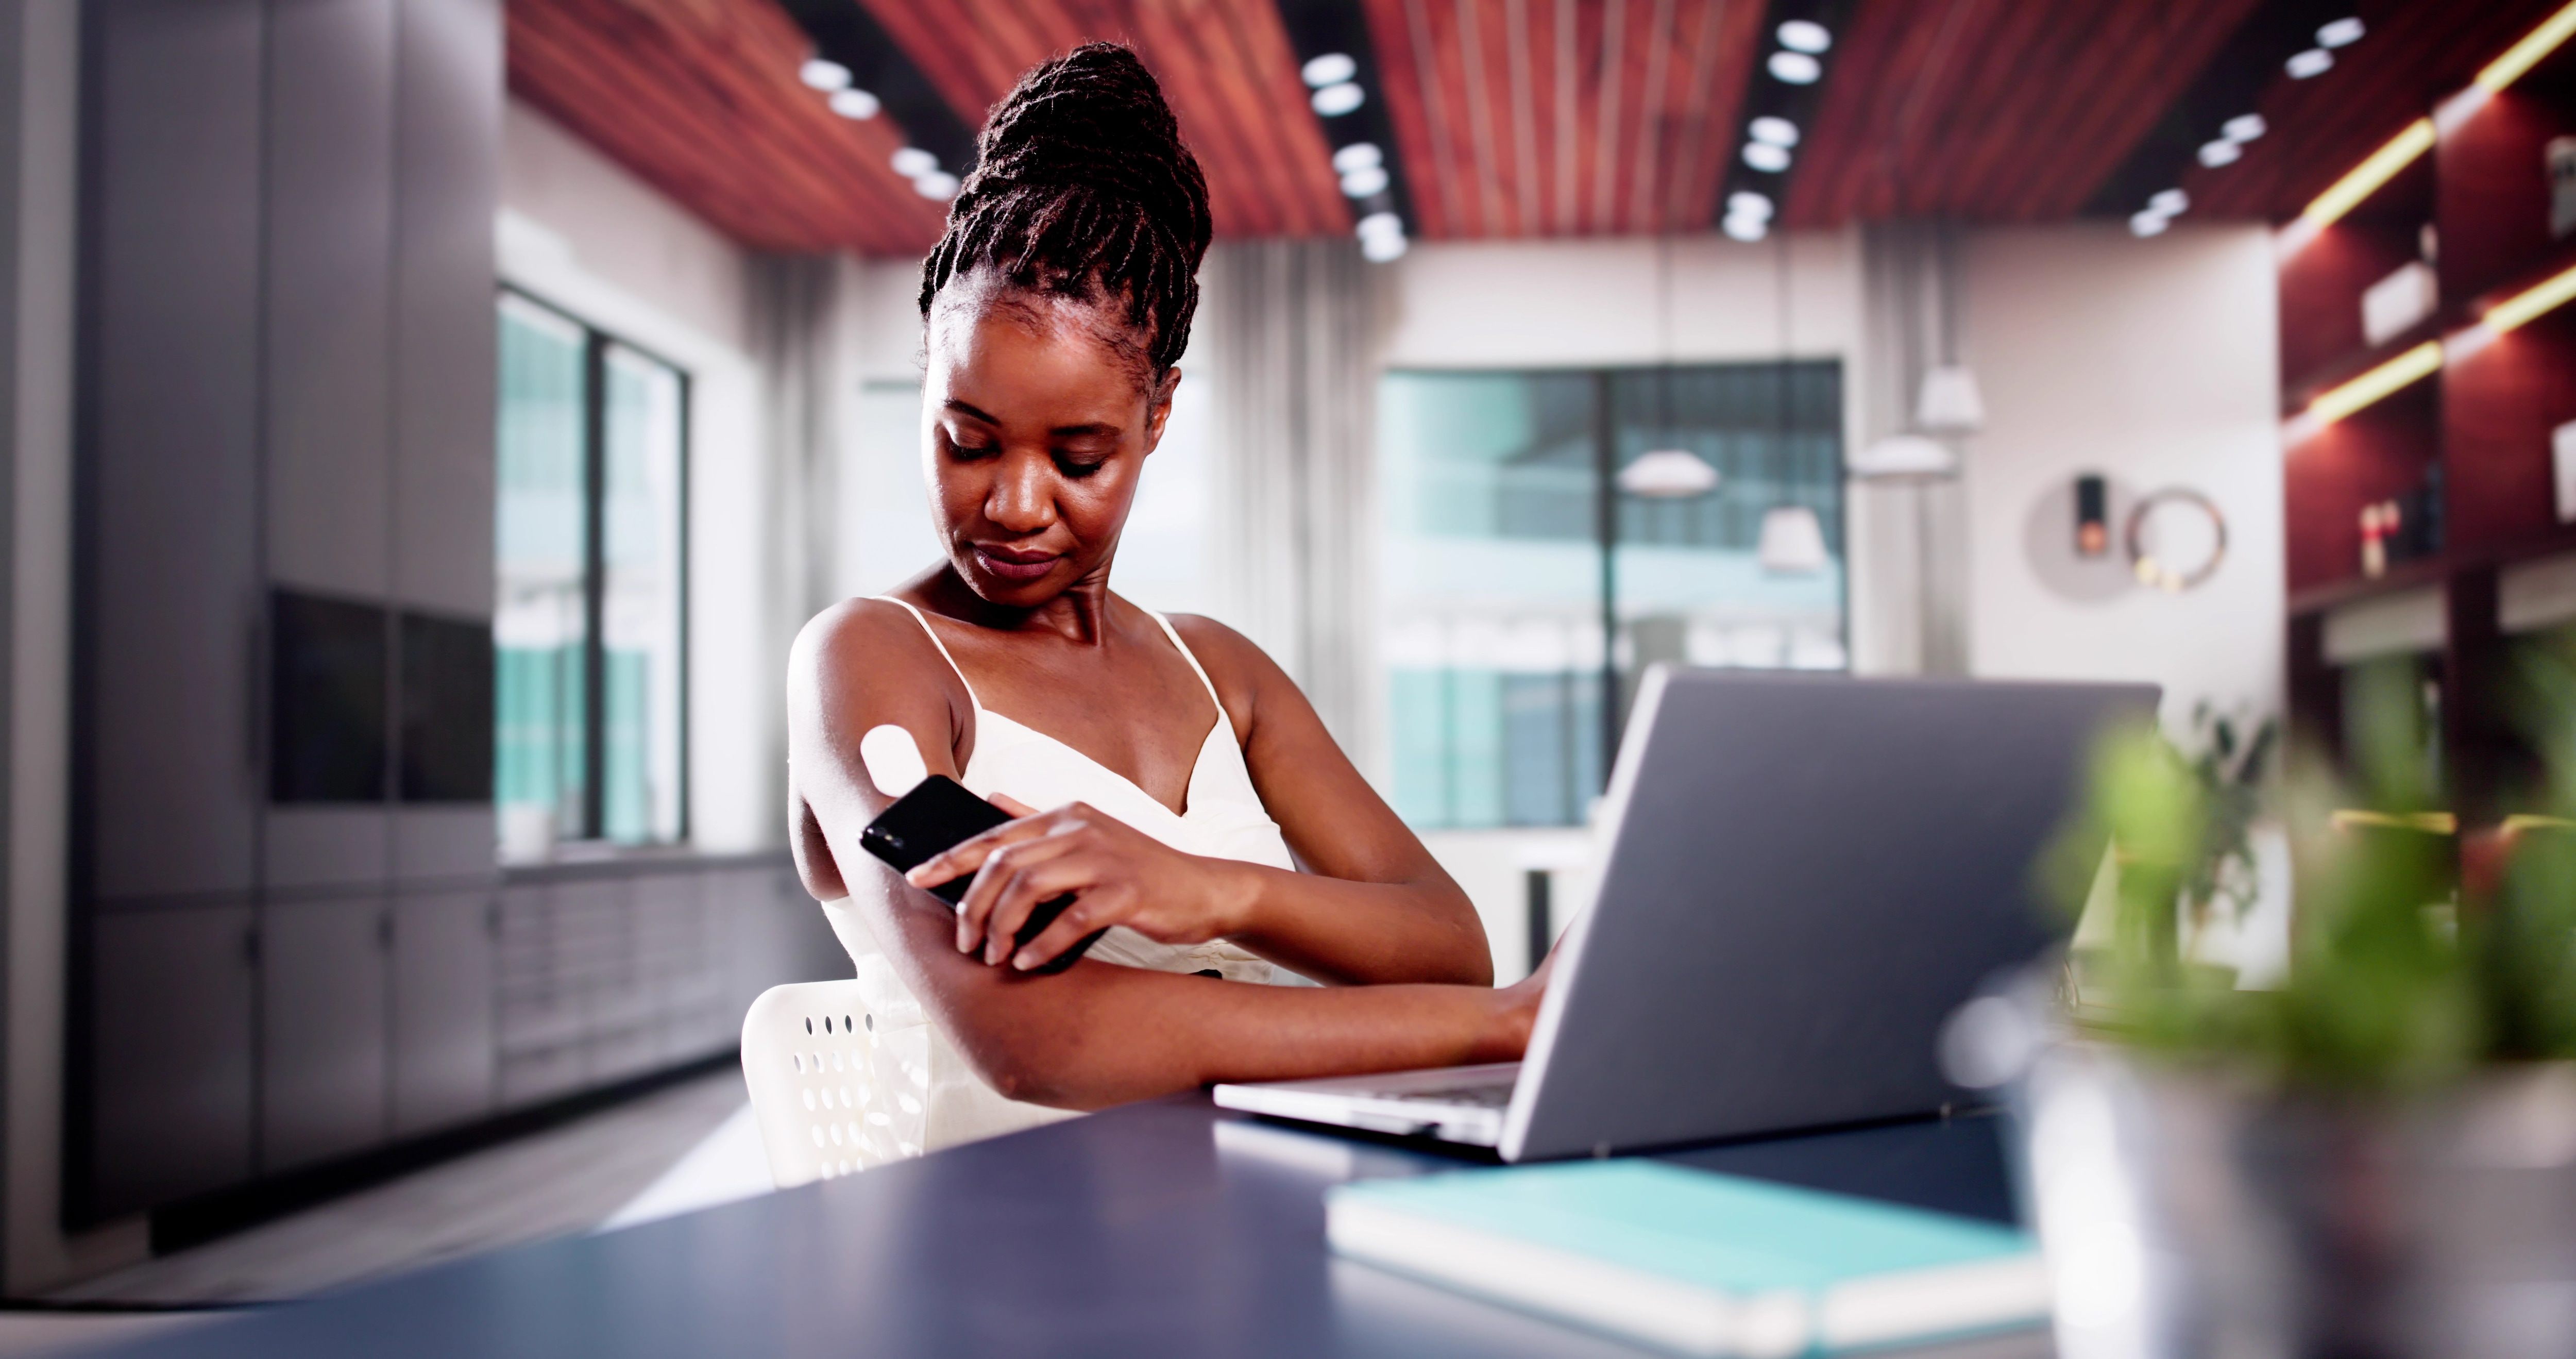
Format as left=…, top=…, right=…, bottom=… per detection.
left=1618, top=448, right=1722, bottom=499
left=1847, top=433, right=1960, bottom=480
left=1757, top=504, right=1829, bottom=573
left=1914, top=364, right=1986, bottom=434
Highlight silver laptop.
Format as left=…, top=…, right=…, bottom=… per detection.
left=1214, top=666, right=2155, bottom=1162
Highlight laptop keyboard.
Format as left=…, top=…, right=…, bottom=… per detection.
left=1361, top=1079, right=1515, bottom=1109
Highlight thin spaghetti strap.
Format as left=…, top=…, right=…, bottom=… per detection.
left=871, top=596, right=981, bottom=709
left=1144, top=609, right=1228, bottom=718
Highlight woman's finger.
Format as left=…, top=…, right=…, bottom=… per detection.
left=955, top=833, right=1081, bottom=954
left=908, top=808, right=1057, bottom=889
left=990, top=793, right=1040, bottom=818
left=981, top=852, right=1106, bottom=966
left=1010, top=885, right=1126, bottom=970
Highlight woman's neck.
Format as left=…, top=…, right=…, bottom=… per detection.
left=928, top=560, right=1118, bottom=646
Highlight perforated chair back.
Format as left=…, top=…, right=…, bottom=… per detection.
left=740, top=980, right=914, bottom=1187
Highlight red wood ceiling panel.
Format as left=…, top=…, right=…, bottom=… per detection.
left=852, top=0, right=1349, bottom=239
left=507, top=0, right=948, bottom=255
left=1360, top=0, right=1764, bottom=240
left=2183, top=0, right=2570, bottom=221
left=1785, top=0, right=2263, bottom=228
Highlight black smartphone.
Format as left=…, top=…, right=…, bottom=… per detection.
left=857, top=776, right=1105, bottom=975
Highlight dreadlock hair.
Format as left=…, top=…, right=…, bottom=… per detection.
left=918, top=43, right=1213, bottom=387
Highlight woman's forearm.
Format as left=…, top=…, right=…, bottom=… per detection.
left=1217, top=861, right=1492, bottom=987
left=872, top=893, right=1523, bottom=1110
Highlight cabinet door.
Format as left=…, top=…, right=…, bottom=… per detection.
left=87, top=904, right=256, bottom=1219
left=82, top=0, right=264, bottom=904
left=260, top=895, right=390, bottom=1172
left=391, top=888, right=494, bottom=1136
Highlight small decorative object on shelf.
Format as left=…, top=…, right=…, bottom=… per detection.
left=2555, top=419, right=2576, bottom=523
left=2552, top=136, right=2576, bottom=239
left=2361, top=499, right=2398, bottom=578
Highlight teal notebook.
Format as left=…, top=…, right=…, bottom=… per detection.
left=1324, top=1161, right=2046, bottom=1357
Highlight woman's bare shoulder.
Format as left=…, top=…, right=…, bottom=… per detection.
left=791, top=596, right=969, bottom=715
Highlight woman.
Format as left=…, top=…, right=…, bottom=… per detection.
left=787, top=43, right=1545, bottom=1161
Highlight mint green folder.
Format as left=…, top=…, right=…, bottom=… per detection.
left=1325, top=1161, right=2047, bottom=1357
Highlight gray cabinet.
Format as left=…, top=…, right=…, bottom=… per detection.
left=81, top=0, right=264, bottom=904
left=391, top=888, right=494, bottom=1135
left=259, top=895, right=391, bottom=1173
left=88, top=905, right=257, bottom=1219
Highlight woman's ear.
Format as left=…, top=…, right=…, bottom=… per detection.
left=1143, top=366, right=1182, bottom=452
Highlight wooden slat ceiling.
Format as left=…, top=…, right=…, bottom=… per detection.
left=2183, top=0, right=2571, bottom=220
left=507, top=0, right=2575, bottom=256
left=850, top=0, right=1349, bottom=239
left=507, top=0, right=948, bottom=255
left=1359, top=0, right=1769, bottom=238
left=1782, top=0, right=2265, bottom=227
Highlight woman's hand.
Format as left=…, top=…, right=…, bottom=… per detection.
left=906, top=795, right=1258, bottom=970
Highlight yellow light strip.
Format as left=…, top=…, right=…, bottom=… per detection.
left=2299, top=119, right=2434, bottom=231
left=2478, top=0, right=2576, bottom=91
left=2308, top=341, right=2443, bottom=425
left=2488, top=260, right=2576, bottom=332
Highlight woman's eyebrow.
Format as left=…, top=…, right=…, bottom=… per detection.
left=1050, top=422, right=1122, bottom=439
left=943, top=399, right=999, bottom=424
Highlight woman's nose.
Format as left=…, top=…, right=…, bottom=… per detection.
left=984, top=451, right=1055, bottom=533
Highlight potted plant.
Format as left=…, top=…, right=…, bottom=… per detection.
left=1970, top=661, right=2576, bottom=1359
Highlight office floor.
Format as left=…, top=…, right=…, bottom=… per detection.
left=3, top=1067, right=774, bottom=1354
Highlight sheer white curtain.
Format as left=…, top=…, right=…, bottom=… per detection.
left=1199, top=238, right=1392, bottom=774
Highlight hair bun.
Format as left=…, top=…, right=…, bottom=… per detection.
left=919, top=43, right=1212, bottom=377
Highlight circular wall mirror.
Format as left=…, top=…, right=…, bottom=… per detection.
left=2125, top=488, right=2227, bottom=592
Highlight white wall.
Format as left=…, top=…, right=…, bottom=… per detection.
left=1959, top=223, right=2283, bottom=726
left=497, top=99, right=774, bottom=852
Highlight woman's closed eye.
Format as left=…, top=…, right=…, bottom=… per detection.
left=1052, top=452, right=1109, bottom=478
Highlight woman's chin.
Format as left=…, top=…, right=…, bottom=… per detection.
left=960, top=556, right=1069, bottom=602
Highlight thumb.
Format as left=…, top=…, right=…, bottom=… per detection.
left=990, top=792, right=1041, bottom=819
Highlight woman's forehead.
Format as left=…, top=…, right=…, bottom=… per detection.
left=928, top=273, right=1154, bottom=397
left=930, top=303, right=1149, bottom=426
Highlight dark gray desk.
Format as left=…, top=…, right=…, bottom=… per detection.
left=88, top=1095, right=2052, bottom=1357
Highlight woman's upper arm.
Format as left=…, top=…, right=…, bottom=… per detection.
left=1169, top=616, right=1455, bottom=890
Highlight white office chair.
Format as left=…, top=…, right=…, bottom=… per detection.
left=740, top=980, right=926, bottom=1187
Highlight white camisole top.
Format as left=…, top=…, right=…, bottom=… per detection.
left=815, top=597, right=1305, bottom=1165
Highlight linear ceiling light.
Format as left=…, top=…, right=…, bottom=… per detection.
left=2487, top=259, right=2576, bottom=332
left=2298, top=118, right=2433, bottom=231
left=2478, top=0, right=2576, bottom=91
left=2307, top=341, right=2443, bottom=426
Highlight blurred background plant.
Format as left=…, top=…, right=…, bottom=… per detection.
left=2037, top=653, right=2576, bottom=1090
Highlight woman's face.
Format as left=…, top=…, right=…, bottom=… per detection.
left=921, top=278, right=1176, bottom=608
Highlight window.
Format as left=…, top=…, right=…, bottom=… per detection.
left=495, top=293, right=688, bottom=846
left=1380, top=361, right=1845, bottom=830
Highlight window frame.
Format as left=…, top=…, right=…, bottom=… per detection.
left=497, top=286, right=693, bottom=845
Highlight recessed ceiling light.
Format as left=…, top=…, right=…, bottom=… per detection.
left=1722, top=213, right=1769, bottom=242
left=1743, top=141, right=1792, bottom=172
left=1768, top=51, right=1822, bottom=84
left=1777, top=20, right=1831, bottom=54
left=2318, top=17, right=2364, bottom=48
left=1357, top=211, right=1403, bottom=239
left=800, top=58, right=852, bottom=91
left=1361, top=231, right=1408, bottom=263
left=829, top=88, right=880, bottom=121
left=1728, top=191, right=1774, bottom=220
left=2222, top=113, right=2267, bottom=143
left=2286, top=48, right=2333, bottom=78
left=1311, top=82, right=1364, bottom=117
left=891, top=147, right=938, bottom=179
left=2149, top=188, right=2188, bottom=215
left=1302, top=53, right=1357, bottom=88
left=1331, top=142, right=1383, bottom=175
left=913, top=171, right=959, bottom=200
left=2198, top=139, right=2242, bottom=167
left=1340, top=164, right=1389, bottom=198
left=2130, top=210, right=2170, bottom=238
left=1748, top=116, right=1800, bottom=147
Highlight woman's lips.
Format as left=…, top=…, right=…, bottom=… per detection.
left=972, top=545, right=1061, bottom=583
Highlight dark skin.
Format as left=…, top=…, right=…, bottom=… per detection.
left=787, top=271, right=1548, bottom=1111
